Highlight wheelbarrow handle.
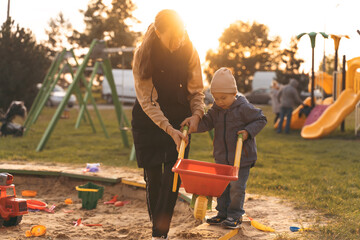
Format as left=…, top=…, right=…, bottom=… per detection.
left=173, top=125, right=189, bottom=192
left=177, top=126, right=188, bottom=159
left=234, top=133, right=243, bottom=168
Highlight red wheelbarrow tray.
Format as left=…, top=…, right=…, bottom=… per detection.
left=172, top=158, right=239, bottom=197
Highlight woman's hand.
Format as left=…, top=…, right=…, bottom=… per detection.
left=237, top=130, right=249, bottom=141
left=167, top=126, right=188, bottom=151
left=180, top=115, right=200, bottom=134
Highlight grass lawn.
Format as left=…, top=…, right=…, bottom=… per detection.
left=1, top=104, right=359, bottom=239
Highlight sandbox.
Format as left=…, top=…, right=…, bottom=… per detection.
left=0, top=162, right=326, bottom=240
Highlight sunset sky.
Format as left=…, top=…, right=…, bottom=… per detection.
left=1, top=0, right=360, bottom=74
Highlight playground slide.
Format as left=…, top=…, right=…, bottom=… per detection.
left=301, top=89, right=360, bottom=139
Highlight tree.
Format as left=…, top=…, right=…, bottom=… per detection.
left=44, top=12, right=74, bottom=87
left=44, top=12, right=73, bottom=56
left=280, top=37, right=304, bottom=74
left=275, top=37, right=308, bottom=92
left=0, top=19, right=51, bottom=110
left=317, top=54, right=342, bottom=75
left=204, top=21, right=281, bottom=93
left=275, top=70, right=309, bottom=92
left=71, top=0, right=140, bottom=69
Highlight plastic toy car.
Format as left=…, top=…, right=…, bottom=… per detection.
left=0, top=173, right=28, bottom=227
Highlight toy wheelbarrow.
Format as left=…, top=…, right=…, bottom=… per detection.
left=172, top=126, right=243, bottom=220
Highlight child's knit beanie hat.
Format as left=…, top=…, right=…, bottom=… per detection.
left=210, top=67, right=237, bottom=94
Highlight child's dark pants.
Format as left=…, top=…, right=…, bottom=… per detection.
left=216, top=165, right=251, bottom=220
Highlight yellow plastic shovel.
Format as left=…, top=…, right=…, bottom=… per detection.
left=247, top=215, right=275, bottom=232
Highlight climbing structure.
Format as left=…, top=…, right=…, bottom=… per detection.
left=301, top=57, right=360, bottom=139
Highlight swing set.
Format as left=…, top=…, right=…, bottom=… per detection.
left=24, top=39, right=131, bottom=152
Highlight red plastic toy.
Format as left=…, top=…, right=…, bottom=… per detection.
left=26, top=199, right=48, bottom=210
left=0, top=173, right=28, bottom=226
left=173, top=159, right=238, bottom=197
left=104, top=195, right=118, bottom=204
left=114, top=201, right=130, bottom=207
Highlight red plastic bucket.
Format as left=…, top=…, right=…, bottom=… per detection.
left=172, top=159, right=238, bottom=197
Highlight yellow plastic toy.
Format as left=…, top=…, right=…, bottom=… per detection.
left=25, top=225, right=46, bottom=237
left=21, top=190, right=37, bottom=197
left=247, top=216, right=275, bottom=232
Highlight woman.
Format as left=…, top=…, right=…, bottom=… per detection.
left=131, top=9, right=204, bottom=240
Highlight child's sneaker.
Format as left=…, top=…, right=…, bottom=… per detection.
left=221, top=217, right=242, bottom=229
left=206, top=215, right=226, bottom=225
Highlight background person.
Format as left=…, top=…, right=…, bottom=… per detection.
left=131, top=9, right=205, bottom=240
left=276, top=78, right=302, bottom=134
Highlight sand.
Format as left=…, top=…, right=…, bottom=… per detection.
left=0, top=162, right=326, bottom=240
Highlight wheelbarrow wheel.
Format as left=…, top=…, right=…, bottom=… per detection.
left=194, top=195, right=208, bottom=220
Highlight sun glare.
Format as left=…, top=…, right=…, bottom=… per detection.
left=132, top=1, right=233, bottom=81
left=132, top=0, right=360, bottom=74
left=156, top=2, right=242, bottom=76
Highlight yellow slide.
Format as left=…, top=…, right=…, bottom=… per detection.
left=301, top=56, right=360, bottom=139
left=301, top=89, right=360, bottom=139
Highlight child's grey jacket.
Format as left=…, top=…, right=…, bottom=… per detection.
left=197, top=95, right=267, bottom=168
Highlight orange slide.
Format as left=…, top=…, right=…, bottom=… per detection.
left=301, top=57, right=360, bottom=139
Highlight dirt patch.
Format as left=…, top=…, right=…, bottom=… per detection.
left=0, top=163, right=327, bottom=239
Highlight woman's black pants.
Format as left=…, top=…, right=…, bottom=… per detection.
left=144, top=161, right=181, bottom=238
left=143, top=141, right=190, bottom=238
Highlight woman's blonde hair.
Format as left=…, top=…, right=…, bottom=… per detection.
left=134, top=9, right=185, bottom=79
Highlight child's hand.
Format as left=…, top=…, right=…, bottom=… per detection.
left=180, top=115, right=200, bottom=134
left=237, top=130, right=249, bottom=141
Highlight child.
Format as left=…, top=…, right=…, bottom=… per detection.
left=182, top=67, right=267, bottom=229
left=270, top=81, right=281, bottom=124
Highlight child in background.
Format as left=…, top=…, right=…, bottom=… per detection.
left=182, top=67, right=267, bottom=229
left=270, top=81, right=281, bottom=124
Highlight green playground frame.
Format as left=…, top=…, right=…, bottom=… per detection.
left=24, top=39, right=131, bottom=152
